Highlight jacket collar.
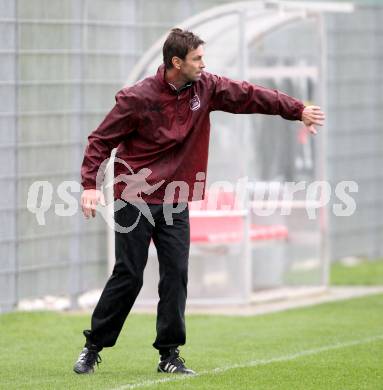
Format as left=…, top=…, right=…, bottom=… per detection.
left=156, top=64, right=193, bottom=94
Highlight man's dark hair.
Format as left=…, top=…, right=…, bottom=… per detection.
left=163, top=28, right=205, bottom=69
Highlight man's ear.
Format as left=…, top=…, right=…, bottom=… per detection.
left=172, top=56, right=182, bottom=70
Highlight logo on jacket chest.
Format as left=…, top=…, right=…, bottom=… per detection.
left=190, top=94, right=201, bottom=111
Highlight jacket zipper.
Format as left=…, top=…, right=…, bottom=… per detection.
left=176, top=93, right=180, bottom=138
left=174, top=82, right=191, bottom=139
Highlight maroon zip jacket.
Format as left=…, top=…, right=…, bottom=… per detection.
left=81, top=64, right=305, bottom=204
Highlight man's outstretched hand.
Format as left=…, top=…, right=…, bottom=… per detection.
left=301, top=105, right=325, bottom=135
left=81, top=189, right=106, bottom=219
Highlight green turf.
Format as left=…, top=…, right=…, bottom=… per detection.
left=1, top=293, right=382, bottom=389
left=330, top=258, right=383, bottom=286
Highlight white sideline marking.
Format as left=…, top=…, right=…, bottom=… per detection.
left=110, top=334, right=383, bottom=390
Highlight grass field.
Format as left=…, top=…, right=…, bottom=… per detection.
left=330, top=258, right=383, bottom=286
left=1, top=292, right=382, bottom=390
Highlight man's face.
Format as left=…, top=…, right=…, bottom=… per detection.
left=178, top=45, right=205, bottom=82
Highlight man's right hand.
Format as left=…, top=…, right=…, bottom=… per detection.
left=81, top=189, right=106, bottom=219
left=301, top=105, right=325, bottom=135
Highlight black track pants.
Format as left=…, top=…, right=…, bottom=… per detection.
left=83, top=202, right=190, bottom=352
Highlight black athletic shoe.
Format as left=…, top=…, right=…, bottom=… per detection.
left=73, top=347, right=102, bottom=374
left=157, top=348, right=196, bottom=375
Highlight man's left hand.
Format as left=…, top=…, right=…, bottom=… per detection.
left=301, top=105, right=325, bottom=135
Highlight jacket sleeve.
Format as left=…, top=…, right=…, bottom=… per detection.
left=209, top=74, right=305, bottom=121
left=81, top=88, right=138, bottom=190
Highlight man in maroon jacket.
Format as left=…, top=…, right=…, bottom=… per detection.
left=74, top=28, right=325, bottom=375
